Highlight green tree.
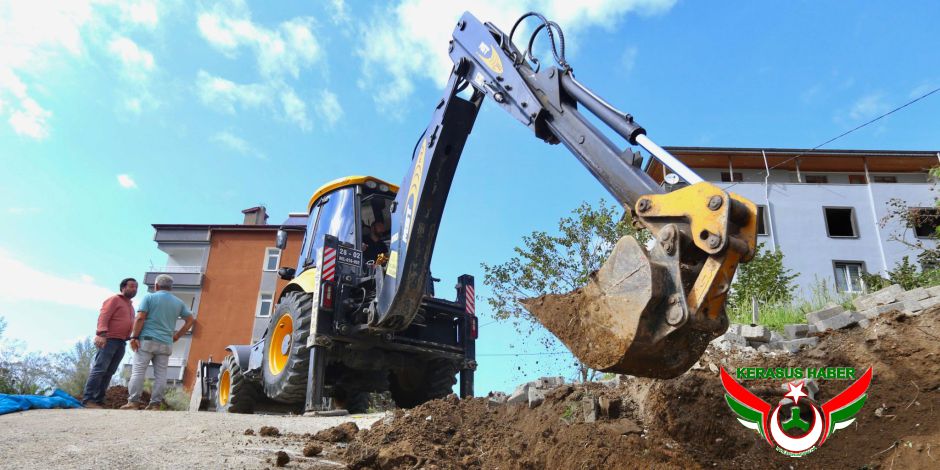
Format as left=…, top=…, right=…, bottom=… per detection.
left=482, top=199, right=648, bottom=382
left=51, top=337, right=97, bottom=398
left=729, top=243, right=798, bottom=309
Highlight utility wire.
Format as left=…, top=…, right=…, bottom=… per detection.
left=724, top=85, right=940, bottom=191
left=477, top=351, right=570, bottom=357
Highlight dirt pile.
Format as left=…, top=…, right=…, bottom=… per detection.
left=102, top=386, right=151, bottom=408
left=335, top=307, right=940, bottom=469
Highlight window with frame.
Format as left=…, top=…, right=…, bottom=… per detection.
left=264, top=248, right=281, bottom=271
left=873, top=175, right=898, bottom=183
left=910, top=207, right=940, bottom=238
left=848, top=174, right=867, bottom=184
left=756, top=205, right=769, bottom=236
left=256, top=292, right=274, bottom=317
left=833, top=262, right=865, bottom=293
left=720, top=172, right=743, bottom=183
left=805, top=175, right=829, bottom=184
left=824, top=207, right=858, bottom=237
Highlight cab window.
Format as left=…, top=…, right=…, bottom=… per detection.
left=305, top=187, right=357, bottom=266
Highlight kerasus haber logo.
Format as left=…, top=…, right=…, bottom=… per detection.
left=720, top=366, right=873, bottom=457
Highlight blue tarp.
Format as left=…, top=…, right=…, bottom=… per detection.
left=0, top=389, right=83, bottom=415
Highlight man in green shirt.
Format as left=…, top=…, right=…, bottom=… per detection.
left=121, top=274, right=195, bottom=410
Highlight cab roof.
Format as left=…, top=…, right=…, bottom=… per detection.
left=306, top=176, right=399, bottom=212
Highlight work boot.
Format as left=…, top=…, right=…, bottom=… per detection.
left=83, top=402, right=104, bottom=409
left=144, top=402, right=165, bottom=411
left=119, top=402, right=144, bottom=410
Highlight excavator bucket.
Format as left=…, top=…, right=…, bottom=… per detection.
left=523, top=183, right=758, bottom=379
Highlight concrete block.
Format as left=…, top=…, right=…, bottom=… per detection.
left=507, top=384, right=529, bottom=405
left=806, top=304, right=844, bottom=324
left=527, top=387, right=545, bottom=408
left=783, top=324, right=810, bottom=339
left=582, top=397, right=599, bottom=423
left=779, top=337, right=818, bottom=354
left=919, top=295, right=940, bottom=310
left=741, top=325, right=771, bottom=342
left=853, top=284, right=903, bottom=311
left=898, top=287, right=929, bottom=302
left=770, top=331, right=784, bottom=343
left=926, top=285, right=940, bottom=298
left=534, top=376, right=564, bottom=389
left=726, top=324, right=743, bottom=336
left=813, top=311, right=857, bottom=331
left=860, top=302, right=906, bottom=319
left=714, top=332, right=747, bottom=350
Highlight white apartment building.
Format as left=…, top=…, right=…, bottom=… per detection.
left=663, top=147, right=940, bottom=296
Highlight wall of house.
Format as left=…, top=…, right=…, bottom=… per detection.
left=180, top=229, right=303, bottom=390
left=716, top=179, right=937, bottom=297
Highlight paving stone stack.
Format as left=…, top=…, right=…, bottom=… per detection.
left=713, top=284, right=938, bottom=354
left=506, top=376, right=564, bottom=408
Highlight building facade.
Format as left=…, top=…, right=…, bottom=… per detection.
left=125, top=207, right=307, bottom=390
left=663, top=147, right=940, bottom=296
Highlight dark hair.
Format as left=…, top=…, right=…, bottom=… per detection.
left=120, top=278, right=138, bottom=290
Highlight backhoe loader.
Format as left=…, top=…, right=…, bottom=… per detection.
left=213, top=11, right=757, bottom=414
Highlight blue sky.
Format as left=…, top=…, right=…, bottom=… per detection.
left=1, top=0, right=938, bottom=394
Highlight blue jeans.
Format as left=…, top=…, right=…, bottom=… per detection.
left=82, top=338, right=126, bottom=405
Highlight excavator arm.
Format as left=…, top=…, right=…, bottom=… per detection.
left=369, top=11, right=757, bottom=378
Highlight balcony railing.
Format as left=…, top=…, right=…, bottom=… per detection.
left=148, top=265, right=204, bottom=273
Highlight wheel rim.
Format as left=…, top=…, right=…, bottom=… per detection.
left=268, top=313, right=294, bottom=376
left=219, top=369, right=231, bottom=406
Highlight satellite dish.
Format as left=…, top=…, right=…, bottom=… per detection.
left=664, top=173, right=680, bottom=185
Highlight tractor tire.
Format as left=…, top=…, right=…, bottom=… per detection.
left=261, top=291, right=313, bottom=403
left=389, top=358, right=458, bottom=409
left=216, top=354, right=260, bottom=413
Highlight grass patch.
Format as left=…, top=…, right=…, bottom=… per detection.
left=728, top=278, right=857, bottom=332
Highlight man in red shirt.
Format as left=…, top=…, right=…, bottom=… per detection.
left=81, top=278, right=138, bottom=408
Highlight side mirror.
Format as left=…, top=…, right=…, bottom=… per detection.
left=275, top=229, right=288, bottom=250
left=278, top=267, right=296, bottom=280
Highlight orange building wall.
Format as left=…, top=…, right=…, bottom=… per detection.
left=182, top=229, right=304, bottom=390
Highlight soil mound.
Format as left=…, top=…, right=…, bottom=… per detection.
left=337, top=307, right=940, bottom=469
left=102, top=386, right=151, bottom=408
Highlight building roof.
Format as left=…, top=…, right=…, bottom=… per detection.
left=664, top=146, right=940, bottom=158
left=152, top=223, right=305, bottom=231
left=660, top=146, right=940, bottom=173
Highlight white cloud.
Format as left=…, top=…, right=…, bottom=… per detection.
left=0, top=68, right=53, bottom=139
left=0, top=249, right=114, bottom=311
left=848, top=93, right=889, bottom=121
left=0, top=0, right=171, bottom=135
left=196, top=70, right=270, bottom=113
left=108, top=36, right=156, bottom=81
left=121, top=0, right=160, bottom=29
left=197, top=0, right=321, bottom=79
left=620, top=46, right=638, bottom=75
left=315, top=89, right=343, bottom=128
left=280, top=89, right=312, bottom=131
left=117, top=174, right=137, bottom=189
left=329, top=0, right=351, bottom=25
left=356, top=0, right=676, bottom=108
left=211, top=131, right=267, bottom=159
left=6, top=207, right=41, bottom=215
left=79, top=274, right=95, bottom=283
left=910, top=82, right=939, bottom=99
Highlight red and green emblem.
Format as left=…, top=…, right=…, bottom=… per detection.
left=720, top=367, right=872, bottom=457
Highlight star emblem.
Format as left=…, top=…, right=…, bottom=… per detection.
left=785, top=380, right=808, bottom=405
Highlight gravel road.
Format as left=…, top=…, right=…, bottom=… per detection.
left=0, top=408, right=383, bottom=469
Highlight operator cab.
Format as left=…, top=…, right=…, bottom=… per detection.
left=286, top=176, right=398, bottom=276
